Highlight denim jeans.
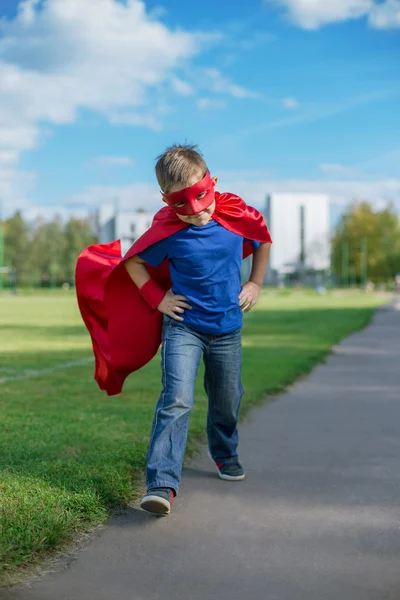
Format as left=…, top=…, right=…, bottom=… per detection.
left=146, top=315, right=244, bottom=495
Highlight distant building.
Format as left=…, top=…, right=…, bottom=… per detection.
left=263, top=193, right=330, bottom=284
left=91, top=193, right=331, bottom=284
left=91, top=205, right=154, bottom=255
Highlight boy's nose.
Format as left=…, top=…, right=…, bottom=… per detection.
left=188, top=199, right=200, bottom=213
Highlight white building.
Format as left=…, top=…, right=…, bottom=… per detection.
left=263, top=193, right=330, bottom=283
left=92, top=205, right=154, bottom=255
left=91, top=193, right=331, bottom=282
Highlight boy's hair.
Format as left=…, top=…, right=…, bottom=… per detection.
left=155, top=144, right=209, bottom=193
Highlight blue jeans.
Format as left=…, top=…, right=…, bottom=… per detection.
left=146, top=315, right=244, bottom=495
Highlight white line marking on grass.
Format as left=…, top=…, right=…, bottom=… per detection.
left=0, top=358, right=93, bottom=384
left=0, top=368, right=18, bottom=374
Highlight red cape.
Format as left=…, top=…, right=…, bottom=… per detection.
left=75, top=192, right=272, bottom=396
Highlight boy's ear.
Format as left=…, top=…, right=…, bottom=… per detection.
left=160, top=190, right=167, bottom=204
left=211, top=176, right=218, bottom=186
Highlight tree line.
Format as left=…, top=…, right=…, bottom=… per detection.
left=331, top=201, right=400, bottom=285
left=1, top=200, right=399, bottom=289
left=1, top=211, right=98, bottom=287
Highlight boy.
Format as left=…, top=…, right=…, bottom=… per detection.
left=124, top=144, right=271, bottom=516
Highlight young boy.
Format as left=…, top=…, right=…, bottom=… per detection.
left=124, top=144, right=271, bottom=516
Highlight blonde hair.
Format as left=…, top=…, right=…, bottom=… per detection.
left=155, top=144, right=208, bottom=193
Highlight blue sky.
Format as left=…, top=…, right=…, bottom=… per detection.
left=0, top=0, right=399, bottom=222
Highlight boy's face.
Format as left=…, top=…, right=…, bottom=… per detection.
left=163, top=171, right=217, bottom=227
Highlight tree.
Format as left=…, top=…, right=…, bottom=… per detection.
left=30, top=216, right=67, bottom=285
left=1, top=212, right=98, bottom=287
left=63, top=219, right=97, bottom=283
left=374, top=206, right=400, bottom=279
left=331, top=201, right=400, bottom=284
left=3, top=211, right=31, bottom=284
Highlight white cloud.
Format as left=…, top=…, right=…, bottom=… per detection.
left=68, top=182, right=162, bottom=212
left=22, top=205, right=91, bottom=223
left=319, top=163, right=362, bottom=177
left=0, top=0, right=221, bottom=207
left=8, top=174, right=399, bottom=221
left=0, top=168, right=37, bottom=217
left=204, top=68, right=261, bottom=99
left=282, top=97, right=300, bottom=109
left=0, top=151, right=20, bottom=166
left=369, top=0, right=400, bottom=28
left=0, top=124, right=40, bottom=152
left=148, top=5, right=168, bottom=20
left=196, top=98, right=227, bottom=110
left=3, top=180, right=162, bottom=220
left=89, top=156, right=135, bottom=167
left=265, top=0, right=400, bottom=29
left=53, top=175, right=400, bottom=219
left=0, top=0, right=201, bottom=132
left=171, top=77, right=195, bottom=96
left=220, top=176, right=400, bottom=211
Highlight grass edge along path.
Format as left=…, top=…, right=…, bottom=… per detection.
left=0, top=291, right=388, bottom=585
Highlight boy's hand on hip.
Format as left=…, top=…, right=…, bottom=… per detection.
left=239, top=282, right=262, bottom=313
left=157, top=290, right=192, bottom=322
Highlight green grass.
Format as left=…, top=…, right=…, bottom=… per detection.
left=0, top=289, right=388, bottom=583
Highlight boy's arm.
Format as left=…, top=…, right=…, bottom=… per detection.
left=125, top=255, right=151, bottom=289
left=124, top=256, right=192, bottom=321
left=239, top=242, right=271, bottom=312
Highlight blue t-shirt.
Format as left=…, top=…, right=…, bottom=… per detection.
left=138, top=221, right=259, bottom=335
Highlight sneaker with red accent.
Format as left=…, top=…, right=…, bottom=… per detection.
left=140, top=487, right=175, bottom=515
left=208, top=451, right=246, bottom=481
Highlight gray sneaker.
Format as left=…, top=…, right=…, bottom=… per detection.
left=140, top=487, right=174, bottom=515
left=208, top=451, right=246, bottom=481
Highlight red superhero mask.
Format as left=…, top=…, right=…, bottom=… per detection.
left=162, top=173, right=215, bottom=215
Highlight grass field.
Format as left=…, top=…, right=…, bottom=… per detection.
left=0, top=289, right=388, bottom=583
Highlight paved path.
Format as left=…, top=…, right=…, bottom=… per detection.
left=4, top=304, right=400, bottom=600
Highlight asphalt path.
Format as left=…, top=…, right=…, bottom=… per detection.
left=3, top=302, right=400, bottom=600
